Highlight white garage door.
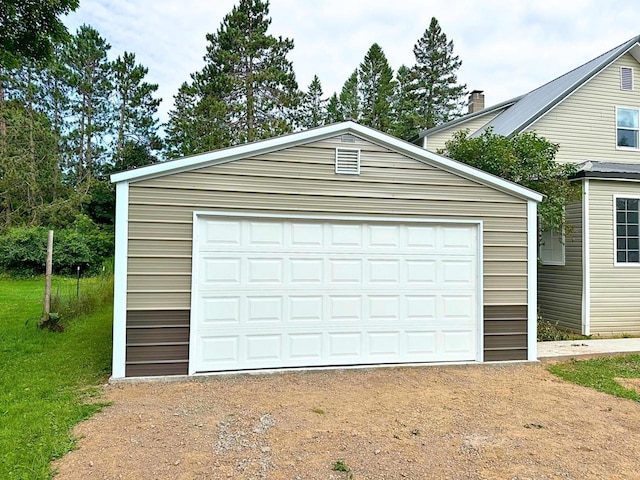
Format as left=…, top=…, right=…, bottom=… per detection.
left=190, top=216, right=479, bottom=373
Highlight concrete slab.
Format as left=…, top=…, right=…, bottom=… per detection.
left=538, top=338, right=640, bottom=361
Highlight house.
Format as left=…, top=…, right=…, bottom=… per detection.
left=413, top=35, right=640, bottom=336
left=110, top=121, right=542, bottom=379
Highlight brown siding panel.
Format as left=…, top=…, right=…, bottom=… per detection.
left=125, top=310, right=190, bottom=377
left=126, top=362, right=188, bottom=377
left=483, top=305, right=528, bottom=361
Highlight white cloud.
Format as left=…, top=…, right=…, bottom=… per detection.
left=63, top=0, right=640, bottom=125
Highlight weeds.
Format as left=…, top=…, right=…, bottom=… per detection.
left=332, top=459, right=353, bottom=478
left=537, top=319, right=570, bottom=341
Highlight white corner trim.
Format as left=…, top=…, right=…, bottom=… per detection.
left=112, top=181, right=129, bottom=379
left=188, top=212, right=201, bottom=376
left=582, top=179, right=591, bottom=336
left=527, top=200, right=538, bottom=361
left=476, top=222, right=484, bottom=363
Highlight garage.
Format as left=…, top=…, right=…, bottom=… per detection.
left=190, top=216, right=479, bottom=373
left=110, top=121, right=542, bottom=379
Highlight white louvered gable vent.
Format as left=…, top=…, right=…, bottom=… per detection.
left=335, top=148, right=360, bottom=175
left=621, top=67, right=634, bottom=91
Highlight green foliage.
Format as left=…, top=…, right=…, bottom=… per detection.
left=0, top=215, right=114, bottom=276
left=50, top=272, right=113, bottom=323
left=0, top=276, right=112, bottom=479
left=332, top=459, right=352, bottom=473
left=0, top=0, right=79, bottom=68
left=61, top=24, right=113, bottom=184
left=548, top=355, right=640, bottom=403
left=325, top=93, right=342, bottom=124
left=165, top=0, right=299, bottom=155
left=298, top=75, right=327, bottom=129
left=390, top=65, right=419, bottom=139
left=412, top=17, right=466, bottom=129
left=537, top=319, right=570, bottom=342
left=358, top=43, right=395, bottom=131
left=442, top=128, right=582, bottom=234
left=338, top=70, right=360, bottom=122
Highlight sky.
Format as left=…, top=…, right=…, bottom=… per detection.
left=64, top=0, right=640, bottom=125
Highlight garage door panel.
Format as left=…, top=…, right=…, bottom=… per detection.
left=247, top=258, right=283, bottom=284
left=201, top=296, right=240, bottom=324
left=192, top=217, right=479, bottom=372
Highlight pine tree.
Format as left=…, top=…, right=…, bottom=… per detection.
left=358, top=43, right=395, bottom=132
left=325, top=93, right=342, bottom=124
left=180, top=0, right=299, bottom=148
left=61, top=25, right=113, bottom=185
left=339, top=70, right=360, bottom=121
left=111, top=51, right=162, bottom=170
left=298, top=75, right=326, bottom=129
left=390, top=65, right=419, bottom=139
left=412, top=17, right=466, bottom=130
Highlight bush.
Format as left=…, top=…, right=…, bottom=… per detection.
left=0, top=215, right=114, bottom=276
left=537, top=318, right=571, bottom=342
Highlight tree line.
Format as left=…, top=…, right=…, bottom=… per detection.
left=0, top=0, right=580, bottom=275
left=164, top=2, right=467, bottom=157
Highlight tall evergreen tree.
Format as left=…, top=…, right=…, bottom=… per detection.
left=325, top=93, right=342, bottom=124
left=111, top=51, right=162, bottom=170
left=61, top=25, right=113, bottom=185
left=339, top=70, right=360, bottom=121
left=390, top=65, right=419, bottom=139
left=358, top=43, right=395, bottom=131
left=412, top=17, right=466, bottom=130
left=298, top=75, right=327, bottom=129
left=168, top=0, right=299, bottom=151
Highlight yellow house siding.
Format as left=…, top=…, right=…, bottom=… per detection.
left=527, top=54, right=640, bottom=164
left=125, top=135, right=529, bottom=311
left=426, top=110, right=504, bottom=152
left=538, top=200, right=583, bottom=332
left=589, top=180, right=640, bottom=334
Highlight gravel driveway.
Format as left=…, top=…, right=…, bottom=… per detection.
left=53, top=363, right=640, bottom=479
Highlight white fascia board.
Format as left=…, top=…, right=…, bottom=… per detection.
left=527, top=199, right=538, bottom=361
left=111, top=181, right=129, bottom=379
left=110, top=122, right=543, bottom=203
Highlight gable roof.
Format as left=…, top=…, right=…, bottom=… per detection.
left=111, top=121, right=542, bottom=202
left=416, top=34, right=640, bottom=141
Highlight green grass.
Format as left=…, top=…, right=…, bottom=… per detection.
left=0, top=276, right=113, bottom=479
left=548, top=354, right=640, bottom=403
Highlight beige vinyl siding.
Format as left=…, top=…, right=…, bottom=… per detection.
left=538, top=199, right=583, bottom=332
left=126, top=135, right=529, bottom=311
left=528, top=54, right=640, bottom=165
left=425, top=109, right=505, bottom=152
left=588, top=180, right=640, bottom=334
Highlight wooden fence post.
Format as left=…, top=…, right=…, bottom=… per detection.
left=42, top=230, right=54, bottom=322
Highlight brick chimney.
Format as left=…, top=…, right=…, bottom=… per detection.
left=468, top=90, right=485, bottom=114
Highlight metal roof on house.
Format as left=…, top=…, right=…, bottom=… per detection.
left=416, top=35, right=640, bottom=141
left=573, top=160, right=640, bottom=180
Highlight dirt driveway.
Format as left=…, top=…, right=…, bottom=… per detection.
left=53, top=363, right=640, bottom=479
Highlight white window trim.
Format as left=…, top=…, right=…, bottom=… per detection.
left=613, top=194, right=640, bottom=268
left=615, top=105, right=640, bottom=151
left=621, top=66, right=634, bottom=91
left=539, top=227, right=565, bottom=266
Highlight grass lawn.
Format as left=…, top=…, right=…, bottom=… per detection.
left=0, top=276, right=112, bottom=479
left=548, top=354, right=640, bottom=403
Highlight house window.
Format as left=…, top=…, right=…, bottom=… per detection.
left=616, top=107, right=639, bottom=149
left=616, top=197, right=640, bottom=264
left=539, top=229, right=565, bottom=265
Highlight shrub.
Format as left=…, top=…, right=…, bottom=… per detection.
left=537, top=318, right=571, bottom=342
left=0, top=215, right=114, bottom=276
